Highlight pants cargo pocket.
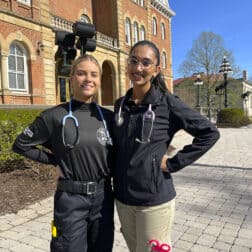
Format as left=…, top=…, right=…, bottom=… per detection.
left=50, top=220, right=65, bottom=252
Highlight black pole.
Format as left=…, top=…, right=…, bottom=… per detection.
left=223, top=73, right=228, bottom=108
left=196, top=85, right=200, bottom=107
left=194, top=75, right=203, bottom=109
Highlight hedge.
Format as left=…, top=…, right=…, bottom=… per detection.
left=217, top=108, right=251, bottom=127
left=0, top=108, right=42, bottom=171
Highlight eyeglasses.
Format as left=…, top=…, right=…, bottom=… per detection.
left=127, top=57, right=154, bottom=68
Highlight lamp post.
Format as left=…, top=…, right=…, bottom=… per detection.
left=215, top=84, right=224, bottom=111
left=219, top=56, right=232, bottom=108
left=193, top=74, right=203, bottom=108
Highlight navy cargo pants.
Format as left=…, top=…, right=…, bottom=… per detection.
left=50, top=180, right=114, bottom=252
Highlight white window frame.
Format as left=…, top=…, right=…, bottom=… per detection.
left=17, top=0, right=31, bottom=5
left=140, top=25, right=146, bottom=40
left=161, top=23, right=166, bottom=40
left=8, top=42, right=29, bottom=92
left=133, top=22, right=139, bottom=44
left=162, top=51, right=167, bottom=69
left=125, top=18, right=132, bottom=45
left=152, top=17, right=157, bottom=36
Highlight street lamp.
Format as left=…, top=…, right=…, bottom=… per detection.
left=215, top=84, right=224, bottom=111
left=219, top=56, right=232, bottom=108
left=193, top=74, right=203, bottom=108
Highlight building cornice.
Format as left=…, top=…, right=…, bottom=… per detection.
left=243, top=80, right=252, bottom=87
left=151, top=0, right=175, bottom=18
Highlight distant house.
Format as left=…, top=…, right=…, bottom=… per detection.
left=173, top=76, right=196, bottom=108
left=173, top=73, right=247, bottom=116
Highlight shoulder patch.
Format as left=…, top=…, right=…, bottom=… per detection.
left=23, top=127, right=34, bottom=138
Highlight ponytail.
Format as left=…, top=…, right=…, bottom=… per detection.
left=152, top=73, right=168, bottom=93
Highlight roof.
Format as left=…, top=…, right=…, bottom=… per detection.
left=173, top=78, right=186, bottom=86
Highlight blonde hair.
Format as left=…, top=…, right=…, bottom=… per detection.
left=70, top=54, right=102, bottom=77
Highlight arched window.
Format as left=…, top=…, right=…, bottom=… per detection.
left=140, top=26, right=146, bottom=41
left=139, top=0, right=144, bottom=7
left=125, top=18, right=131, bottom=45
left=152, top=17, right=157, bottom=36
left=161, top=23, right=166, bottom=40
left=8, top=42, right=29, bottom=92
left=80, top=14, right=90, bottom=23
left=133, top=22, right=139, bottom=44
left=162, top=51, right=167, bottom=69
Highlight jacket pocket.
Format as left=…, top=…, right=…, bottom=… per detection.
left=128, top=154, right=159, bottom=194
left=150, top=156, right=160, bottom=194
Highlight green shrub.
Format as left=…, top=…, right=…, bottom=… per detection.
left=217, top=108, right=251, bottom=127
left=0, top=109, right=42, bottom=171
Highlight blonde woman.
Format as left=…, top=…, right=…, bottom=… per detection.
left=13, top=55, right=114, bottom=252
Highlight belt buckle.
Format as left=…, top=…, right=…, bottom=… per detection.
left=86, top=182, right=96, bottom=195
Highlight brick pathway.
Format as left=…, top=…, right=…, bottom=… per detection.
left=0, top=128, right=252, bottom=252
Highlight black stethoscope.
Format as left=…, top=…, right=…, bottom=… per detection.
left=62, top=99, right=113, bottom=149
left=115, top=96, right=155, bottom=144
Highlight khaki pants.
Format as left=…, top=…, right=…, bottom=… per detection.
left=116, top=199, right=175, bottom=252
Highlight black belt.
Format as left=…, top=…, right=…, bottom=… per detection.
left=57, top=179, right=107, bottom=195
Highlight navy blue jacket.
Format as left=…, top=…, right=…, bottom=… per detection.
left=113, top=86, right=220, bottom=206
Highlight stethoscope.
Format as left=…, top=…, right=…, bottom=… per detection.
left=115, top=96, right=155, bottom=144
left=62, top=99, right=113, bottom=149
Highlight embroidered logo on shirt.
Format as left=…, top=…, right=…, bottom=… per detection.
left=96, top=127, right=108, bottom=146
left=23, top=127, right=34, bottom=138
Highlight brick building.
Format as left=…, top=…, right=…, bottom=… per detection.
left=0, top=0, right=175, bottom=106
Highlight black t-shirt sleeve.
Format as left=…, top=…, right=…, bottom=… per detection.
left=12, top=115, right=57, bottom=166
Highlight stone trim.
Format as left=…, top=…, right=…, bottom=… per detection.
left=151, top=0, right=175, bottom=18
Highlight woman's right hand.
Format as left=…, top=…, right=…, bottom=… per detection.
left=56, top=166, right=65, bottom=179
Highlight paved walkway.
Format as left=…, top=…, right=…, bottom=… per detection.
left=0, top=128, right=252, bottom=252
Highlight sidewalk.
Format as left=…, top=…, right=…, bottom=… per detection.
left=0, top=128, right=252, bottom=252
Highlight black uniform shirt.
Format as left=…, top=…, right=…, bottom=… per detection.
left=13, top=100, right=114, bottom=181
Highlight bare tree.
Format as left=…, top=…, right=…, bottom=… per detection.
left=178, top=31, right=239, bottom=118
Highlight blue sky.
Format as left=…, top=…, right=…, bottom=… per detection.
left=169, top=0, right=252, bottom=79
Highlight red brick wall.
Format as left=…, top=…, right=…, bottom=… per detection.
left=119, top=2, right=172, bottom=91
left=0, top=0, right=40, bottom=20
left=92, top=0, right=116, bottom=37
left=0, top=20, right=45, bottom=104
left=0, top=0, right=11, bottom=10
left=150, top=8, right=172, bottom=90
left=121, top=1, right=148, bottom=52
left=50, top=0, right=92, bottom=22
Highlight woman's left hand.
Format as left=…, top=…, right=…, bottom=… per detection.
left=160, top=154, right=169, bottom=172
